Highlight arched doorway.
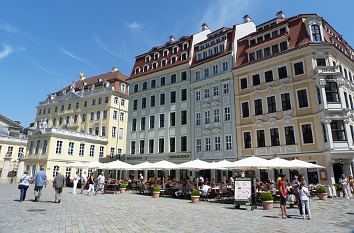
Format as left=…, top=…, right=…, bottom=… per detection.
left=333, top=163, right=343, bottom=183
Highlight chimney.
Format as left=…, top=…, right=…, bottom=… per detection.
left=276, top=10, right=285, bottom=19
left=79, top=72, right=85, bottom=80
left=243, top=15, right=251, bottom=23
left=201, top=23, right=209, bottom=31
left=112, top=67, right=118, bottom=72
left=169, top=35, right=175, bottom=43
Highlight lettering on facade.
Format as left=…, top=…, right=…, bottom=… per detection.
left=169, top=154, right=190, bottom=159
left=126, top=156, right=143, bottom=161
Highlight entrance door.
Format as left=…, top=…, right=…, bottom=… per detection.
left=333, top=163, right=343, bottom=183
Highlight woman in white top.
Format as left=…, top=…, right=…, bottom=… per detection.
left=18, top=171, right=31, bottom=202
left=72, top=172, right=79, bottom=194
left=299, top=181, right=311, bottom=220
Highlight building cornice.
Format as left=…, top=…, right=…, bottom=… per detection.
left=0, top=135, right=27, bottom=145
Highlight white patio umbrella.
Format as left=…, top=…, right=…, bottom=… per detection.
left=101, top=160, right=134, bottom=170
left=208, top=160, right=233, bottom=170
left=267, top=157, right=293, bottom=168
left=289, top=159, right=325, bottom=169
left=66, top=161, right=87, bottom=168
left=225, top=156, right=273, bottom=169
left=150, top=160, right=178, bottom=170
left=177, top=159, right=211, bottom=170
left=132, top=161, right=154, bottom=170
left=85, top=161, right=105, bottom=169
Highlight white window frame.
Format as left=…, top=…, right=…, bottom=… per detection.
left=196, top=139, right=202, bottom=152
left=225, top=135, right=232, bottom=150
left=241, top=100, right=250, bottom=119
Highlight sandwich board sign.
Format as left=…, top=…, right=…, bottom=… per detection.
left=234, top=177, right=252, bottom=204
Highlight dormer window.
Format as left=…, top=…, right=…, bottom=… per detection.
left=182, top=42, right=189, bottom=50
left=249, top=39, right=256, bottom=46
left=310, top=24, right=322, bottom=42
left=153, top=52, right=159, bottom=60
left=121, top=84, right=126, bottom=93
left=135, top=67, right=140, bottom=74
left=163, top=49, right=169, bottom=57
left=145, top=55, right=151, bottom=63
left=152, top=62, right=158, bottom=70
left=161, top=59, right=167, bottom=67
left=171, top=56, right=177, bottom=64
left=181, top=52, right=188, bottom=61
left=143, top=65, right=149, bottom=72
left=172, top=46, right=178, bottom=54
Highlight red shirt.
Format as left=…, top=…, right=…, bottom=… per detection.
left=277, top=179, right=288, bottom=197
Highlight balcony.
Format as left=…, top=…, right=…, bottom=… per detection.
left=316, top=66, right=340, bottom=76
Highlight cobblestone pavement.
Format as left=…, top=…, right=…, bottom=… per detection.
left=0, top=184, right=353, bottom=233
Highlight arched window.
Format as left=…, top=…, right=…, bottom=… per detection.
left=182, top=42, right=189, bottom=50
left=152, top=62, right=158, bottom=69
left=145, top=55, right=151, bottom=63
left=163, top=49, right=169, bottom=57
left=171, top=56, right=177, bottom=64
left=181, top=52, right=188, bottom=61
left=161, top=59, right=167, bottom=67
left=310, top=24, right=322, bottom=42
left=53, top=165, right=59, bottom=177
left=143, top=65, right=149, bottom=72
left=154, top=52, right=159, bottom=60
left=135, top=67, right=140, bottom=74
left=172, top=46, right=179, bottom=54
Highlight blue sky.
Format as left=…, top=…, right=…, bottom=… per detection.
left=1, top=0, right=353, bottom=127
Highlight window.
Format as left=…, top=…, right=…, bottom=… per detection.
left=267, top=96, right=276, bottom=113
left=104, top=97, right=109, bottom=104
left=223, top=83, right=229, bottom=94
left=257, top=130, right=265, bottom=147
left=42, top=140, right=47, bottom=154
left=59, top=117, right=63, bottom=125
left=61, top=105, right=64, bottom=111
left=302, top=124, right=314, bottom=144
left=213, top=65, right=218, bottom=75
left=7, top=146, right=14, bottom=157
left=109, top=147, right=115, bottom=159
left=99, top=146, right=104, bottom=158
left=252, top=74, right=260, bottom=86
left=213, top=86, right=219, bottom=96
left=152, top=62, right=158, bottom=69
left=204, top=89, right=210, bottom=98
left=316, top=58, right=326, bottom=66
left=140, top=117, right=146, bottom=130
left=204, top=68, right=209, bottom=78
left=211, top=136, right=220, bottom=151
left=243, top=132, right=251, bottom=149
left=196, top=139, right=202, bottom=152
left=160, top=93, right=165, bottom=105
left=196, top=71, right=201, bottom=80
left=102, top=126, right=106, bottom=137
left=270, top=128, right=280, bottom=146
left=150, top=95, right=155, bottom=107
left=79, top=144, right=85, bottom=156
left=160, top=114, right=165, bottom=128
left=181, top=71, right=187, bottom=81
left=278, top=66, right=287, bottom=79
left=297, top=89, right=309, bottom=108
left=132, top=119, right=137, bottom=131
left=142, top=82, right=148, bottom=90
left=281, top=93, right=291, bottom=111
left=52, top=166, right=59, bottom=178
left=151, top=79, right=156, bottom=88
left=242, top=102, right=249, bottom=118
left=121, top=99, right=125, bottom=106
left=181, top=136, right=187, bottom=152
left=150, top=115, right=155, bottom=129
left=95, top=126, right=99, bottom=135
left=160, top=77, right=166, bottom=86
left=265, top=70, right=273, bottom=82
left=159, top=138, right=164, bottom=153
left=294, top=62, right=304, bottom=75
left=331, top=120, right=346, bottom=141
left=149, top=139, right=154, bottom=153
left=205, top=138, right=211, bottom=151
left=222, top=61, right=228, bottom=71
left=74, top=115, right=78, bottom=124
left=140, top=140, right=145, bottom=154
left=196, top=91, right=201, bottom=101
left=264, top=47, right=271, bottom=57
left=56, top=140, right=63, bottom=154
left=171, top=74, right=176, bottom=83
left=112, top=127, right=117, bottom=137
left=181, top=53, right=187, bottom=61
left=225, top=135, right=232, bottom=150
left=214, top=109, right=220, bottom=122
left=170, top=138, right=176, bottom=152
left=170, top=112, right=176, bottom=126
left=55, top=106, right=58, bottom=112
left=204, top=111, right=210, bottom=124
left=133, top=99, right=138, bottom=110
left=224, top=107, right=230, bottom=121
left=344, top=92, right=349, bottom=108
left=181, top=89, right=187, bottom=101
left=181, top=110, right=187, bottom=125
left=240, top=78, right=248, bottom=89
left=351, top=126, right=354, bottom=144
left=113, top=110, right=118, bottom=120
left=83, top=101, right=87, bottom=107
left=256, top=50, right=263, bottom=60
left=131, top=141, right=136, bottom=154
left=311, top=25, right=322, bottom=42
left=249, top=52, right=255, bottom=62
left=285, top=126, right=295, bottom=145
left=89, top=145, right=95, bottom=157
left=254, top=99, right=263, bottom=115
left=120, top=112, right=124, bottom=122
left=272, top=44, right=279, bottom=54
left=142, top=97, right=147, bottom=109
left=195, top=113, right=201, bottom=126
left=103, top=110, right=107, bottom=119
left=28, top=141, right=34, bottom=155
left=35, top=140, right=40, bottom=154
left=280, top=41, right=288, bottom=51
left=325, top=82, right=340, bottom=102
left=66, top=116, right=70, bottom=125
left=161, top=59, right=167, bottom=66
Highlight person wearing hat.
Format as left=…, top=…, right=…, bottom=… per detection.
left=277, top=174, right=288, bottom=219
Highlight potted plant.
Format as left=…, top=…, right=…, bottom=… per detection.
left=316, top=186, right=328, bottom=200
left=191, top=189, right=200, bottom=203
left=260, top=192, right=274, bottom=210
left=120, top=183, right=127, bottom=193
left=334, top=183, right=342, bottom=197
left=152, top=186, right=161, bottom=198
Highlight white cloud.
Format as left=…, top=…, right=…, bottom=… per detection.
left=201, top=0, right=250, bottom=29
left=127, top=22, right=143, bottom=31
left=0, top=22, right=18, bottom=34
left=59, top=47, right=88, bottom=63
left=0, top=43, right=14, bottom=60
left=94, top=36, right=131, bottom=62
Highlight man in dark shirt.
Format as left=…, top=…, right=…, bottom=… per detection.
left=53, top=171, right=65, bottom=203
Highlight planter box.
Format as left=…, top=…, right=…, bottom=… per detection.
left=153, top=191, right=160, bottom=198
left=120, top=188, right=126, bottom=193
left=191, top=196, right=200, bottom=203
left=262, top=201, right=274, bottom=210
left=318, top=193, right=328, bottom=200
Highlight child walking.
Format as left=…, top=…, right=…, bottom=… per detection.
left=299, top=181, right=311, bottom=220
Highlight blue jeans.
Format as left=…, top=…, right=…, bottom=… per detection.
left=19, top=185, right=29, bottom=201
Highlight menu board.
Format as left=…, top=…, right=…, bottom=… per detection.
left=234, top=177, right=252, bottom=202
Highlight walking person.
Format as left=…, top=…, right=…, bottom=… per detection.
left=339, top=174, right=352, bottom=199
left=53, top=171, right=65, bottom=203
left=32, top=166, right=47, bottom=202
left=72, top=172, right=79, bottom=194
left=18, top=171, right=31, bottom=202
left=97, top=172, right=105, bottom=194
left=87, top=175, right=95, bottom=195
left=80, top=172, right=87, bottom=194
left=299, top=181, right=311, bottom=220
left=277, top=174, right=288, bottom=219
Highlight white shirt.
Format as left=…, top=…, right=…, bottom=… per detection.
left=299, top=187, right=309, bottom=201
left=97, top=175, right=105, bottom=184
left=199, top=177, right=204, bottom=183
left=19, top=174, right=31, bottom=186
left=81, top=174, right=87, bottom=182
left=202, top=185, right=210, bottom=195
left=139, top=175, right=144, bottom=181
left=73, top=174, right=79, bottom=184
